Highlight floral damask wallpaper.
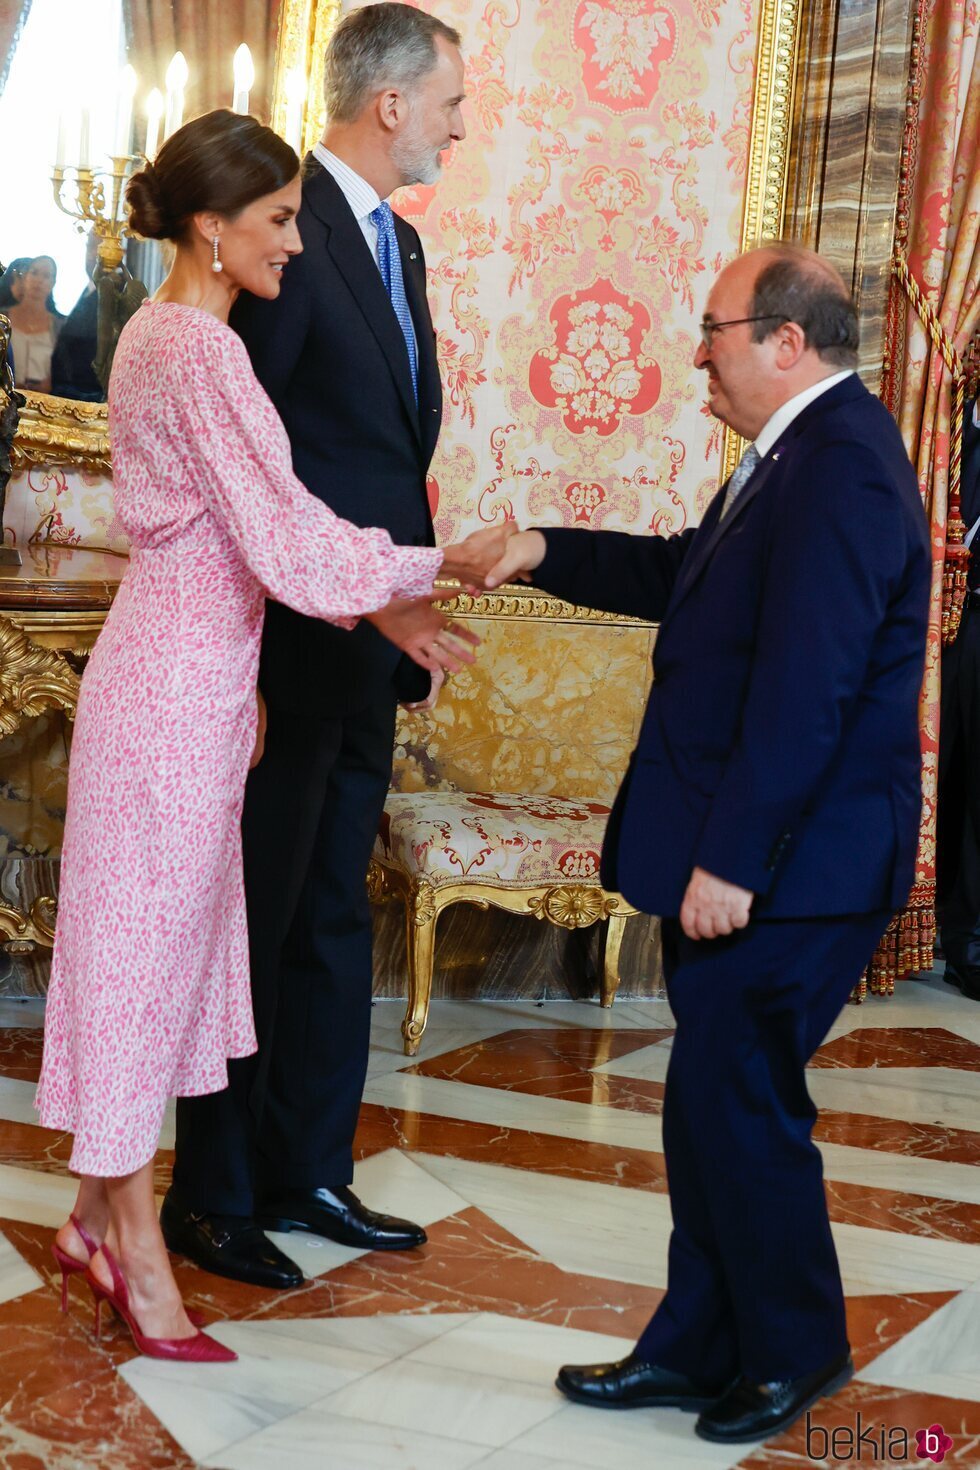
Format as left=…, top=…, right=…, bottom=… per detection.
left=392, top=0, right=762, bottom=542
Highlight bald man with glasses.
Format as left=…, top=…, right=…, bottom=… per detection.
left=460, top=244, right=930, bottom=1446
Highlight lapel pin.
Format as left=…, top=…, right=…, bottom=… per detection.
left=409, top=252, right=418, bottom=261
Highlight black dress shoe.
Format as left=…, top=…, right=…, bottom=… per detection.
left=695, top=1352, right=854, bottom=1443
left=556, top=1355, right=728, bottom=1411
left=160, top=1190, right=304, bottom=1290
left=254, top=1185, right=427, bottom=1251
left=944, top=961, right=980, bottom=1001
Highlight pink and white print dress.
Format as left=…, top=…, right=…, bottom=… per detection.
left=35, top=302, right=443, bottom=1176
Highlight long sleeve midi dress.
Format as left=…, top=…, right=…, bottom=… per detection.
left=35, top=301, right=443, bottom=1176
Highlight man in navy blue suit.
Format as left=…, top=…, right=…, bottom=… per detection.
left=461, top=244, right=930, bottom=1444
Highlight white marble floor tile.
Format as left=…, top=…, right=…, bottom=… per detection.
left=265, top=1150, right=468, bottom=1280
left=205, top=1405, right=489, bottom=1470
left=411, top=1152, right=672, bottom=1289
left=364, top=1073, right=664, bottom=1152
left=592, top=1041, right=671, bottom=1083
left=323, top=1357, right=561, bottom=1449
left=120, top=1323, right=368, bottom=1462
left=510, top=1400, right=745, bottom=1470
left=807, top=1067, right=980, bottom=1130
left=0, top=1228, right=41, bottom=1304
left=238, top=1313, right=474, bottom=1359
left=474, top=1453, right=597, bottom=1470
left=0, top=1160, right=78, bottom=1226
left=816, top=1140, right=980, bottom=1205
left=0, top=1075, right=43, bottom=1127
left=0, top=998, right=45, bottom=1028
left=858, top=1281, right=980, bottom=1402
left=409, top=1313, right=634, bottom=1386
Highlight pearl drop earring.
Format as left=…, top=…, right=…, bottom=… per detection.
left=211, top=236, right=223, bottom=274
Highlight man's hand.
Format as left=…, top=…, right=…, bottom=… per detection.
left=401, top=666, right=446, bottom=712
left=680, top=866, right=753, bottom=941
left=366, top=598, right=479, bottom=675
left=249, top=688, right=267, bottom=770
left=440, top=522, right=522, bottom=589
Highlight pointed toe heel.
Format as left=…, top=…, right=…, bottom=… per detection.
left=84, top=1245, right=236, bottom=1362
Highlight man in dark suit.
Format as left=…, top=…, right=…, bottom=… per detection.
left=162, top=3, right=469, bottom=1287
left=937, top=397, right=980, bottom=1002
left=466, top=245, right=930, bottom=1444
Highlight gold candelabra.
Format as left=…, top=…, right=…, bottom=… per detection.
left=51, top=155, right=137, bottom=271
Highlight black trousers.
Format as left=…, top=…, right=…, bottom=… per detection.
left=171, top=692, right=397, bottom=1215
left=937, top=606, right=980, bottom=966
left=635, top=910, right=890, bottom=1384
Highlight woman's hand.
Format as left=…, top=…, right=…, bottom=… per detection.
left=441, top=527, right=547, bottom=590
left=249, top=688, right=267, bottom=770
left=365, top=598, right=480, bottom=674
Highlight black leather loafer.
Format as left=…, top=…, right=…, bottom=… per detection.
left=944, top=961, right=980, bottom=1002
left=160, top=1190, right=304, bottom=1290
left=556, top=1355, right=728, bottom=1411
left=255, top=1185, right=427, bottom=1251
left=695, top=1352, right=854, bottom=1443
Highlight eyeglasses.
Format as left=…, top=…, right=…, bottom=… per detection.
left=698, top=314, right=786, bottom=350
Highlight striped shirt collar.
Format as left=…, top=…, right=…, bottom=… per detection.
left=311, top=143, right=382, bottom=225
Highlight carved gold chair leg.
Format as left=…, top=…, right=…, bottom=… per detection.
left=402, top=880, right=439, bottom=1057
left=600, top=911, right=628, bottom=1008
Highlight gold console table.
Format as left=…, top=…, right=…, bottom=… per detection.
left=0, top=546, right=123, bottom=953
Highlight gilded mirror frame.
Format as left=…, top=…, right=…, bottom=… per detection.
left=6, top=0, right=801, bottom=479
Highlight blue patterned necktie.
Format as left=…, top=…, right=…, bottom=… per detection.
left=720, top=443, right=762, bottom=520
left=370, top=201, right=418, bottom=404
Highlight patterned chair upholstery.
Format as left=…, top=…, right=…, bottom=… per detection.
left=370, top=587, right=654, bottom=1054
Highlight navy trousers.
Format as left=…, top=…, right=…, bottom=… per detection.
left=635, top=910, right=890, bottom=1384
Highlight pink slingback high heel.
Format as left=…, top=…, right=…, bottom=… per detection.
left=84, top=1244, right=236, bottom=1362
left=51, top=1214, right=207, bottom=1326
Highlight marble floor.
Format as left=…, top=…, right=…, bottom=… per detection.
left=0, top=972, right=978, bottom=1468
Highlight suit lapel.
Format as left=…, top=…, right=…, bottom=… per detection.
left=667, top=452, right=781, bottom=617
left=396, top=214, right=442, bottom=458
left=303, top=160, right=422, bottom=443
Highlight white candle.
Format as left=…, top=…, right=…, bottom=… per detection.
left=78, top=107, right=91, bottom=169
left=144, top=88, right=164, bottom=161
left=55, top=110, right=68, bottom=170
left=114, top=65, right=138, bottom=156
left=164, top=51, right=188, bottom=139
left=284, top=67, right=305, bottom=153
left=232, top=43, right=254, bottom=115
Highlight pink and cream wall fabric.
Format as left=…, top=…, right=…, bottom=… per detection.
left=391, top=0, right=762, bottom=542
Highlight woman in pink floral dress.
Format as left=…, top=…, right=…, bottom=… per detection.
left=35, top=110, right=489, bottom=1361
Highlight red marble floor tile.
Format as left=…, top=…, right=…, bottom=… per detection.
left=813, top=1110, right=980, bottom=1166
left=0, top=1029, right=43, bottom=1084
left=813, top=1026, right=980, bottom=1070
left=408, top=1027, right=670, bottom=1111
left=736, top=1379, right=980, bottom=1467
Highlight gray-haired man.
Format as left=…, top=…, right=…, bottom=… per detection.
left=162, top=4, right=466, bottom=1288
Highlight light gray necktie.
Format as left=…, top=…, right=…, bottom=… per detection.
left=720, top=443, right=762, bottom=521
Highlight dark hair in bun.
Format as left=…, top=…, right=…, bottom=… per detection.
left=127, top=108, right=299, bottom=242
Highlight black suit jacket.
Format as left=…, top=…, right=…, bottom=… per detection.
left=50, top=288, right=101, bottom=401
left=962, top=398, right=980, bottom=585
left=230, top=156, right=441, bottom=715
left=535, top=377, right=931, bottom=919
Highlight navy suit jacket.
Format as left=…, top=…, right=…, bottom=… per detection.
left=229, top=157, right=441, bottom=714
left=535, top=376, right=931, bottom=919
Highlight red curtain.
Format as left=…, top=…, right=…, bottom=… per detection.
left=0, top=0, right=32, bottom=95
left=124, top=1, right=280, bottom=122
left=877, top=0, right=980, bottom=989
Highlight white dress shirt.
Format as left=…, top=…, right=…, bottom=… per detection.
left=311, top=143, right=418, bottom=358
left=753, top=369, right=855, bottom=460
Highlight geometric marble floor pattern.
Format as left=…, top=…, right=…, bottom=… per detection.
left=0, top=974, right=979, bottom=1468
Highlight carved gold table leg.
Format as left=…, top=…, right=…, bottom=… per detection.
left=402, top=879, right=439, bottom=1056
left=601, top=911, right=628, bottom=1008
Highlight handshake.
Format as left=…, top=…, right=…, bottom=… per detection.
left=439, top=522, right=546, bottom=592
left=367, top=522, right=547, bottom=687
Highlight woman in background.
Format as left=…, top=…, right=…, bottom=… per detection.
left=35, top=109, right=489, bottom=1363
left=5, top=255, right=63, bottom=391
